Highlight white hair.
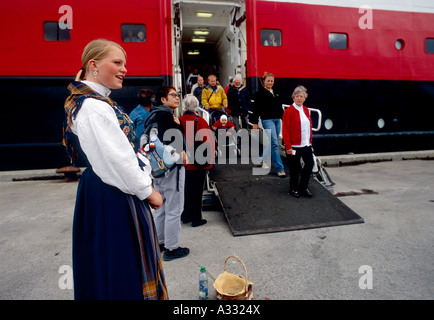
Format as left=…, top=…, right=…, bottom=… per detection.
left=182, top=94, right=199, bottom=113
left=292, top=85, right=308, bottom=98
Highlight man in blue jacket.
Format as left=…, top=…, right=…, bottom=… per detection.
left=129, top=88, right=155, bottom=150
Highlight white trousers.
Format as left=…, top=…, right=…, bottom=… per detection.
left=152, top=166, right=185, bottom=250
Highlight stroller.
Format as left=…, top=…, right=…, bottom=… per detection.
left=211, top=110, right=240, bottom=160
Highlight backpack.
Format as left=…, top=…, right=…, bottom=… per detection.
left=138, top=107, right=181, bottom=178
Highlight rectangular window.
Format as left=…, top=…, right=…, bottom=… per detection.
left=425, top=38, right=434, bottom=54
left=329, top=33, right=348, bottom=50
left=44, top=21, right=70, bottom=41
left=261, top=29, right=281, bottom=46
left=122, top=24, right=146, bottom=42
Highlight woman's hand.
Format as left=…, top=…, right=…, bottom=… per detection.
left=147, top=187, right=163, bottom=209
left=173, top=115, right=180, bottom=126
left=286, top=148, right=294, bottom=156
left=181, top=150, right=189, bottom=166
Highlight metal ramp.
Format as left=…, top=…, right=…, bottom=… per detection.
left=207, top=161, right=364, bottom=236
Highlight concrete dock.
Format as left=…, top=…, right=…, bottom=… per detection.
left=1, top=150, right=433, bottom=300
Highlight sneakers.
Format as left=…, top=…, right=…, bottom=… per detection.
left=277, top=171, right=286, bottom=177
left=261, top=162, right=270, bottom=169
left=163, top=246, right=190, bottom=261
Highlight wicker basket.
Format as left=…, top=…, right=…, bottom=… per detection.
left=213, top=255, right=253, bottom=300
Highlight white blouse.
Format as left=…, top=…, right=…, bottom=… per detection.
left=292, top=103, right=311, bottom=148
left=70, top=81, right=153, bottom=200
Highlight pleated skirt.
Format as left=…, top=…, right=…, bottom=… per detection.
left=72, top=168, right=167, bottom=300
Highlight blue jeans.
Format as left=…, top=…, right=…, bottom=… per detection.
left=260, top=119, right=284, bottom=173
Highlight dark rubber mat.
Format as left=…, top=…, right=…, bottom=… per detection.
left=209, top=163, right=364, bottom=236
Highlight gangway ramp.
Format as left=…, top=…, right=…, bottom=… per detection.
left=209, top=163, right=364, bottom=236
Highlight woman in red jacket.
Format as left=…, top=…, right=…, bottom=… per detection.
left=282, top=86, right=314, bottom=198
left=179, top=95, right=215, bottom=227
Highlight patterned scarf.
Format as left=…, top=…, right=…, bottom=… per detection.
left=63, top=81, right=135, bottom=165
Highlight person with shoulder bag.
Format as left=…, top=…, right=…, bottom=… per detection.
left=179, top=95, right=215, bottom=227
left=146, top=86, right=190, bottom=261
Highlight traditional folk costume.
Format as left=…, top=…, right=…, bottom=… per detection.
left=63, top=81, right=167, bottom=300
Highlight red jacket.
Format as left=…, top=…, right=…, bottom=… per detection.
left=179, top=113, right=215, bottom=170
left=282, top=104, right=312, bottom=151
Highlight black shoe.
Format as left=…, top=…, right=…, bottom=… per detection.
left=192, top=219, right=207, bottom=227
left=300, top=189, right=313, bottom=198
left=163, top=247, right=190, bottom=261
left=289, top=190, right=300, bottom=198
left=159, top=243, right=166, bottom=252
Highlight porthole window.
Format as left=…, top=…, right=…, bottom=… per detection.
left=324, top=119, right=333, bottom=130
left=395, top=39, right=405, bottom=50
left=329, top=33, right=347, bottom=50
left=122, top=24, right=146, bottom=42
left=377, top=118, right=385, bottom=129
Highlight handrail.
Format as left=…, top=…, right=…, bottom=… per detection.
left=198, top=107, right=211, bottom=125
left=248, top=102, right=322, bottom=132
left=281, top=104, right=322, bottom=132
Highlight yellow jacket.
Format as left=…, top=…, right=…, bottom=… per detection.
left=201, top=85, right=228, bottom=110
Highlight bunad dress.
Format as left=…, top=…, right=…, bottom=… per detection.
left=63, top=81, right=168, bottom=300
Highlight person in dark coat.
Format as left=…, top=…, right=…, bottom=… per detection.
left=226, top=75, right=251, bottom=131
left=179, top=95, right=215, bottom=227
left=250, top=72, right=286, bottom=177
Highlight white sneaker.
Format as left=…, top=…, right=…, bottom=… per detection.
left=262, top=162, right=270, bottom=169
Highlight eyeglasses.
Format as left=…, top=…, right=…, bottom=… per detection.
left=168, top=92, right=180, bottom=98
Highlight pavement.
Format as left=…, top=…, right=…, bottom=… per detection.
left=1, top=150, right=434, bottom=300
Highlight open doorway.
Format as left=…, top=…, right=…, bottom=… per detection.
left=173, top=0, right=246, bottom=95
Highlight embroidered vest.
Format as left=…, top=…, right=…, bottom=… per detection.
left=63, top=81, right=135, bottom=166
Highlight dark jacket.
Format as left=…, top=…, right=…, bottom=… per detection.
left=143, top=104, right=185, bottom=151
left=250, top=86, right=283, bottom=124
left=227, top=85, right=251, bottom=117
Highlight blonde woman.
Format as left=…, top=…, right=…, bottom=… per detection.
left=250, top=72, right=286, bottom=177
left=63, top=39, right=167, bottom=299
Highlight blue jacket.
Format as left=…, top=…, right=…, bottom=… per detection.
left=129, top=104, right=151, bottom=150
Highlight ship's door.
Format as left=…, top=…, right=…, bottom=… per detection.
left=172, top=0, right=247, bottom=95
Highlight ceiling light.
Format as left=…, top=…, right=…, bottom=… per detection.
left=196, top=12, right=213, bottom=18
left=187, top=50, right=200, bottom=55
left=194, top=30, right=209, bottom=36
left=192, top=37, right=206, bottom=43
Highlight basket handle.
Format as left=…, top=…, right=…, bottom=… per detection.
left=224, top=255, right=248, bottom=293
